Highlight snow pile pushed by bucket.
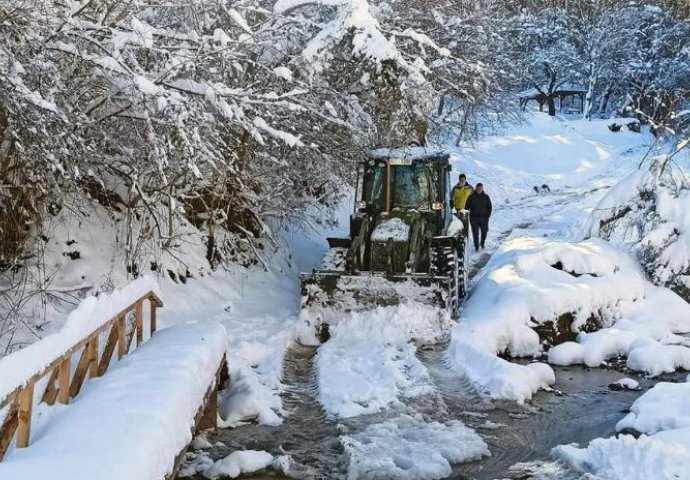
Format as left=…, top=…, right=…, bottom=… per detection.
left=314, top=303, right=453, bottom=418
left=553, top=380, right=690, bottom=480
left=342, top=414, right=489, bottom=480
left=447, top=237, right=650, bottom=404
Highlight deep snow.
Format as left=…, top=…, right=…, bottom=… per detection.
left=4, top=112, right=690, bottom=480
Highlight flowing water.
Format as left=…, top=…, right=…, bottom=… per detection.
left=187, top=340, right=682, bottom=480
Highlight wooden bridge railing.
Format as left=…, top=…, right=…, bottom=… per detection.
left=0, top=291, right=163, bottom=461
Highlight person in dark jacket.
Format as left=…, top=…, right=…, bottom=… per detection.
left=465, top=183, right=492, bottom=251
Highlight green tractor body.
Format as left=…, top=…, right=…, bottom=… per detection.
left=300, top=147, right=467, bottom=319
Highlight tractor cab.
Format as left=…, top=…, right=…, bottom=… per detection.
left=349, top=148, right=453, bottom=274
left=359, top=150, right=451, bottom=220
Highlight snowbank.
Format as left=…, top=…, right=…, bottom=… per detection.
left=548, top=286, right=690, bottom=375
left=218, top=327, right=294, bottom=427
left=341, top=415, right=489, bottom=480
left=159, top=189, right=351, bottom=428
left=616, top=382, right=690, bottom=434
left=554, top=430, right=690, bottom=480
left=165, top=272, right=296, bottom=428
left=0, top=275, right=161, bottom=404
left=0, top=322, right=227, bottom=480
left=315, top=303, right=452, bottom=418
left=553, top=380, right=690, bottom=480
left=448, top=237, right=646, bottom=403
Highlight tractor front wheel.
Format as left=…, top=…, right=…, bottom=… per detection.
left=430, top=242, right=465, bottom=316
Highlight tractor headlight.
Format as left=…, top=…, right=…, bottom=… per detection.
left=432, top=202, right=444, bottom=211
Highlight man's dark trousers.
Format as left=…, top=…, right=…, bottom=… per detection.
left=470, top=217, right=489, bottom=250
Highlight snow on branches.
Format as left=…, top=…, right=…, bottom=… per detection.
left=588, top=149, right=690, bottom=301
left=0, top=0, right=368, bottom=275
left=273, top=0, right=512, bottom=145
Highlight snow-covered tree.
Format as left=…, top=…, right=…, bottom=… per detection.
left=511, top=8, right=582, bottom=116
left=271, top=0, right=512, bottom=145
left=0, top=0, right=373, bottom=276
left=588, top=140, right=690, bottom=300
left=603, top=5, right=690, bottom=122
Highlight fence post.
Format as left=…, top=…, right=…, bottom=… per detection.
left=0, top=400, right=19, bottom=460
left=117, top=314, right=127, bottom=358
left=150, top=302, right=158, bottom=335
left=135, top=301, right=144, bottom=346
left=89, top=335, right=100, bottom=378
left=17, top=386, right=34, bottom=448
left=58, top=357, right=71, bottom=405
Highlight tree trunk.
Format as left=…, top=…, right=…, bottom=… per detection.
left=547, top=96, right=557, bottom=116
left=598, top=85, right=612, bottom=114
left=584, top=73, right=597, bottom=120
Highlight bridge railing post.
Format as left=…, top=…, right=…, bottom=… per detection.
left=16, top=386, right=34, bottom=448
left=58, top=357, right=71, bottom=405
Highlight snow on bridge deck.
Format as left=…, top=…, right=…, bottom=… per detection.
left=0, top=277, right=228, bottom=480
left=0, top=321, right=227, bottom=480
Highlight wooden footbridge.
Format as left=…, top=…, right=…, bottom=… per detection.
left=0, top=279, right=228, bottom=479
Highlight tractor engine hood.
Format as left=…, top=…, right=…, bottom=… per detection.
left=369, top=216, right=411, bottom=273
left=370, top=217, right=410, bottom=242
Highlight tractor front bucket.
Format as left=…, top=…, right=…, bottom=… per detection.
left=299, top=270, right=456, bottom=314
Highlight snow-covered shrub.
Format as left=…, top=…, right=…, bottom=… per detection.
left=587, top=152, right=690, bottom=299
left=0, top=0, right=362, bottom=273
left=0, top=0, right=369, bottom=351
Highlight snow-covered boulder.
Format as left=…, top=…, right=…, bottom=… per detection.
left=448, top=235, right=690, bottom=402
left=616, top=382, right=690, bottom=434
left=548, top=285, right=690, bottom=374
